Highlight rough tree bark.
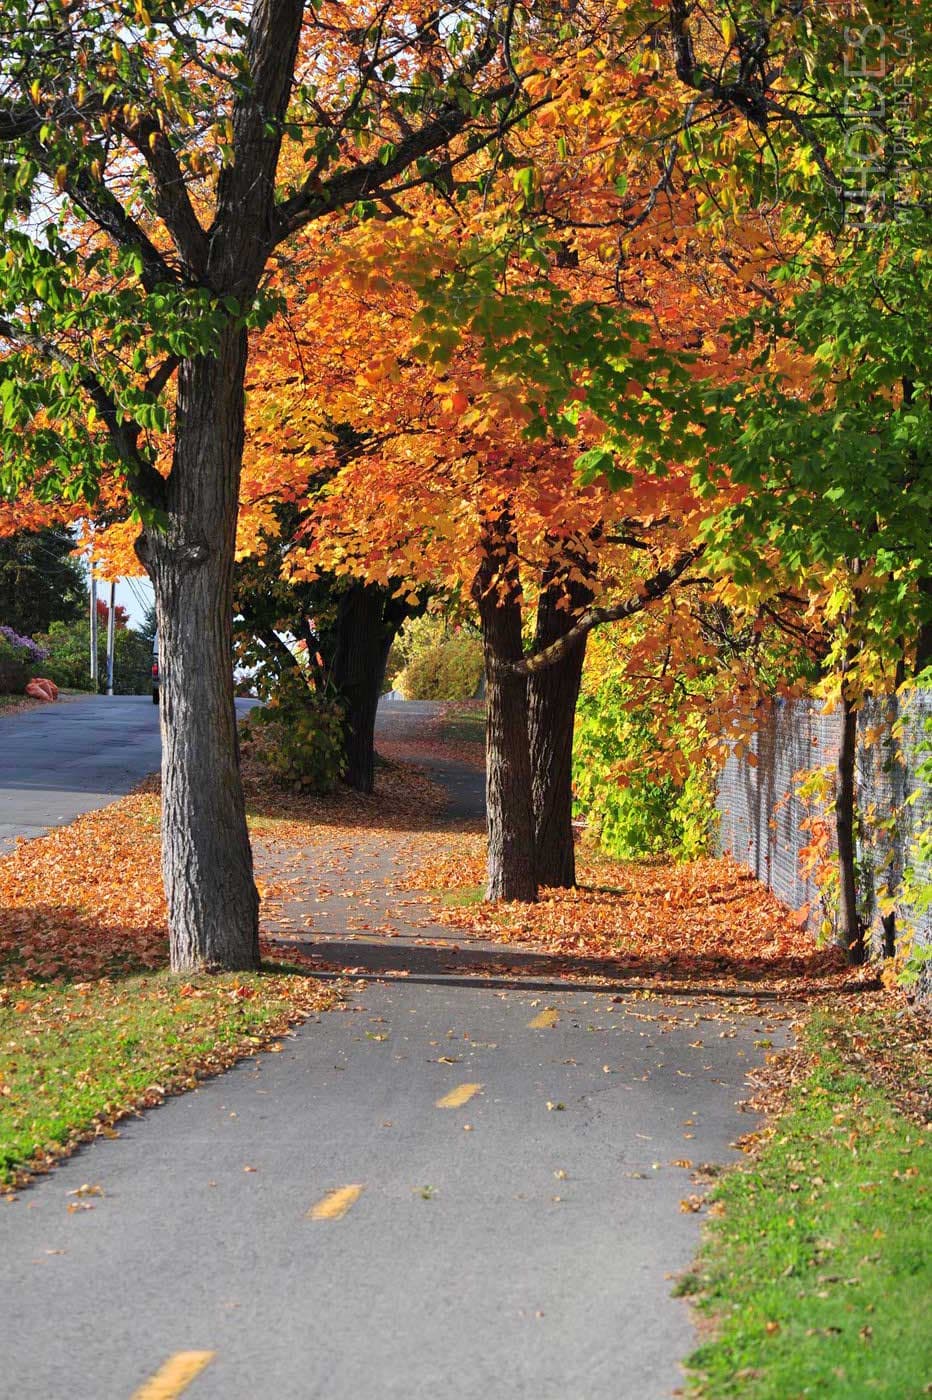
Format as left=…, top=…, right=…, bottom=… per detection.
left=473, top=513, right=537, bottom=903
left=137, top=0, right=304, bottom=970
left=330, top=582, right=403, bottom=794
left=145, top=326, right=260, bottom=969
left=528, top=546, right=596, bottom=888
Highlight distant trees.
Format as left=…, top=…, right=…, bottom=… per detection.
left=0, top=529, right=85, bottom=637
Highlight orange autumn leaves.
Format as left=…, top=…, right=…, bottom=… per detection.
left=400, top=837, right=872, bottom=995
left=0, top=749, right=448, bottom=985
left=0, top=793, right=167, bottom=982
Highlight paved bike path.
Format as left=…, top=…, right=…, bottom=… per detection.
left=1, top=709, right=786, bottom=1398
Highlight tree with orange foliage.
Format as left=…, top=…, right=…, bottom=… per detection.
left=0, top=0, right=574, bottom=970
left=239, top=192, right=754, bottom=900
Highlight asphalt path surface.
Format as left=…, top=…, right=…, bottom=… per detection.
left=0, top=694, right=254, bottom=849
left=1, top=701, right=788, bottom=1399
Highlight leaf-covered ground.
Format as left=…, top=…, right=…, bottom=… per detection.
left=681, top=1005, right=931, bottom=1398
left=399, top=839, right=877, bottom=997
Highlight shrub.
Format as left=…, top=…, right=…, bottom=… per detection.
left=573, top=641, right=717, bottom=861
left=392, top=616, right=484, bottom=701
left=34, top=618, right=152, bottom=693
left=248, top=670, right=345, bottom=793
left=0, top=626, right=48, bottom=693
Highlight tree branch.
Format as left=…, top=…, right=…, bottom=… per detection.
left=505, top=547, right=705, bottom=675
left=0, top=318, right=167, bottom=511
left=274, top=83, right=517, bottom=241
left=116, top=118, right=209, bottom=277
left=211, top=0, right=306, bottom=290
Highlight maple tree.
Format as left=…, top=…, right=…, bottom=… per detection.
left=238, top=195, right=763, bottom=901
left=229, top=12, right=804, bottom=902
left=0, top=0, right=566, bottom=971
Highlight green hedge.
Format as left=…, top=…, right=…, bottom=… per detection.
left=394, top=632, right=483, bottom=701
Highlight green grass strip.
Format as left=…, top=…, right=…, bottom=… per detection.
left=684, top=1008, right=931, bottom=1398
left=0, top=969, right=335, bottom=1186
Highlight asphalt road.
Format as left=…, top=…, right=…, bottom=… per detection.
left=0, top=700, right=787, bottom=1398
left=0, top=695, right=253, bottom=849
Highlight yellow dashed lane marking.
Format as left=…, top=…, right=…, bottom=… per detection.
left=131, top=1351, right=215, bottom=1399
left=528, top=1008, right=559, bottom=1029
left=308, top=1184, right=364, bottom=1220
left=436, top=1082, right=482, bottom=1109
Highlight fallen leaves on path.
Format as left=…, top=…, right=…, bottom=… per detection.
left=399, top=840, right=879, bottom=996
left=0, top=756, right=446, bottom=983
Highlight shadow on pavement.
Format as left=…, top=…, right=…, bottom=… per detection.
left=264, top=932, right=867, bottom=1001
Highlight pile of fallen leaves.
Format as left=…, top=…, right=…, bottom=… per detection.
left=0, top=752, right=447, bottom=984
left=400, top=840, right=880, bottom=995
left=0, top=794, right=167, bottom=981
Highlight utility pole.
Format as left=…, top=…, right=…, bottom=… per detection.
left=106, top=580, right=116, bottom=696
left=89, top=572, right=98, bottom=689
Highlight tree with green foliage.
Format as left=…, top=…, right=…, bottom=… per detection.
left=0, top=529, right=85, bottom=637
left=0, top=0, right=540, bottom=970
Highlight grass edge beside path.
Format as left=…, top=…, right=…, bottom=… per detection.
left=681, top=1005, right=931, bottom=1399
left=0, top=968, right=342, bottom=1192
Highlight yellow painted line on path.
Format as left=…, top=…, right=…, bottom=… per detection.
left=131, top=1351, right=215, bottom=1399
left=528, top=1008, right=559, bottom=1029
left=436, top=1082, right=482, bottom=1109
left=308, top=1184, right=364, bottom=1220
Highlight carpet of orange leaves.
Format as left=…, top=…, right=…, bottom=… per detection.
left=399, top=837, right=880, bottom=996
left=0, top=756, right=447, bottom=984
left=0, top=795, right=166, bottom=981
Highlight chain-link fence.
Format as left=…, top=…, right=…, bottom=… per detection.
left=715, top=692, right=931, bottom=984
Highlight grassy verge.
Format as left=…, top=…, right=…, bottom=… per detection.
left=439, top=702, right=486, bottom=746
left=0, top=969, right=339, bottom=1189
left=682, top=1006, right=931, bottom=1398
left=437, top=883, right=485, bottom=908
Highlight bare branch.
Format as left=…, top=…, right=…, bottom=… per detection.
left=64, top=170, right=179, bottom=291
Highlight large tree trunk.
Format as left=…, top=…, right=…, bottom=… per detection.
left=330, top=582, right=397, bottom=794
left=836, top=687, right=864, bottom=966
left=145, top=327, right=259, bottom=972
left=528, top=546, right=596, bottom=888
left=473, top=513, right=537, bottom=903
